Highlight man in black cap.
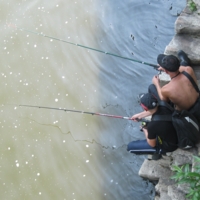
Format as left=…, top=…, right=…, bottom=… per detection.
left=127, top=93, right=178, bottom=158
left=152, top=50, right=200, bottom=122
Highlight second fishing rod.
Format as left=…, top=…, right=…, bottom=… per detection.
left=19, top=104, right=150, bottom=123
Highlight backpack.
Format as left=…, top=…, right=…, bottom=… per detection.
left=153, top=101, right=200, bottom=149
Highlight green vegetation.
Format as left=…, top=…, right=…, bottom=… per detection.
left=188, top=0, right=197, bottom=12
left=171, top=156, right=200, bottom=200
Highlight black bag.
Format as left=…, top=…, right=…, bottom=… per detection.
left=172, top=109, right=200, bottom=149
left=152, top=71, right=200, bottom=149
left=153, top=101, right=200, bottom=149
left=173, top=71, right=200, bottom=149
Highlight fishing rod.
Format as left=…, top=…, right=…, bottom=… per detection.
left=19, top=104, right=134, bottom=120
left=18, top=28, right=159, bottom=69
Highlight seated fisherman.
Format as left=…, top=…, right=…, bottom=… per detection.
left=127, top=93, right=178, bottom=157
left=152, top=50, right=200, bottom=123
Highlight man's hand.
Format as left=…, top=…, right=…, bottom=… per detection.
left=131, top=114, right=141, bottom=121
left=152, top=75, right=160, bottom=86
left=158, top=66, right=164, bottom=71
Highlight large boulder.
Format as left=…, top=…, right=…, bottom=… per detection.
left=175, top=0, right=200, bottom=35
left=139, top=158, right=172, bottom=181
left=164, top=0, right=200, bottom=65
left=168, top=185, right=187, bottom=200
left=164, top=34, right=200, bottom=65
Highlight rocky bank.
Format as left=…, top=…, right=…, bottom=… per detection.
left=138, top=1, right=200, bottom=199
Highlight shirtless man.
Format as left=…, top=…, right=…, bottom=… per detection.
left=152, top=51, right=200, bottom=113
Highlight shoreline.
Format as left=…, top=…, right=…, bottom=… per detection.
left=138, top=1, right=200, bottom=199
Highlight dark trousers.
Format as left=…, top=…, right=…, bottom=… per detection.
left=148, top=84, right=160, bottom=101
left=127, top=139, right=156, bottom=154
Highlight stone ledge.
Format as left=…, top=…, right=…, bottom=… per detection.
left=164, top=0, right=200, bottom=65
left=175, top=0, right=200, bottom=35
left=139, top=146, right=199, bottom=200
left=155, top=178, right=175, bottom=194
left=164, top=34, right=200, bottom=65
left=168, top=185, right=187, bottom=200
left=139, top=159, right=173, bottom=181
left=170, top=148, right=198, bottom=167
left=155, top=192, right=171, bottom=200
left=139, top=147, right=199, bottom=181
left=175, top=14, right=200, bottom=35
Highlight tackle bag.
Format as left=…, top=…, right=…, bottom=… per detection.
left=153, top=101, right=200, bottom=149
left=172, top=109, right=200, bottom=149
left=154, top=71, right=200, bottom=149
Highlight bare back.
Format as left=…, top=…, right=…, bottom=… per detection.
left=161, top=67, right=199, bottom=110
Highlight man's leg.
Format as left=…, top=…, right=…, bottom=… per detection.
left=127, top=139, right=156, bottom=154
left=148, top=84, right=160, bottom=101
left=188, top=96, right=200, bottom=125
left=177, top=50, right=191, bottom=67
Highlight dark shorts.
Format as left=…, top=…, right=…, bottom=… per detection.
left=148, top=84, right=160, bottom=101
left=189, top=95, right=200, bottom=123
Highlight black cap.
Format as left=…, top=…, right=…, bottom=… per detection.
left=157, top=54, right=180, bottom=72
left=140, top=93, right=158, bottom=110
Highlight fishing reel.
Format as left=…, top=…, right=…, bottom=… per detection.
left=140, top=119, right=150, bottom=132
left=135, top=118, right=150, bottom=131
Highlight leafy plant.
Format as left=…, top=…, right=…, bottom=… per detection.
left=188, top=0, right=197, bottom=12
left=171, top=156, right=200, bottom=200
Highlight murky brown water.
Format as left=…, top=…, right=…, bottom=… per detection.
left=0, top=0, right=185, bottom=199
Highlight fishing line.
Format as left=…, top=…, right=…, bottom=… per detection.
left=18, top=28, right=159, bottom=69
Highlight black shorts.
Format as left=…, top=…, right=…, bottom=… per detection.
left=189, top=96, right=200, bottom=123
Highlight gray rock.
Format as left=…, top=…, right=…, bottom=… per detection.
left=158, top=156, right=172, bottom=168
left=196, top=142, right=200, bottom=156
left=168, top=185, right=186, bottom=200
left=164, top=34, right=200, bottom=65
left=175, top=14, right=200, bottom=35
left=177, top=183, right=190, bottom=195
left=170, top=148, right=197, bottom=167
left=155, top=192, right=172, bottom=200
left=155, top=193, right=172, bottom=200
left=155, top=195, right=160, bottom=200
left=163, top=0, right=200, bottom=65
left=155, top=178, right=175, bottom=194
left=139, top=159, right=173, bottom=181
left=193, top=0, right=200, bottom=7
left=159, top=193, right=172, bottom=200
left=175, top=2, right=200, bottom=35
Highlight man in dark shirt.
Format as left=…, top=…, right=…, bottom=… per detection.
left=127, top=93, right=178, bottom=156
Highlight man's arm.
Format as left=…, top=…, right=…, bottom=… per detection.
left=152, top=75, right=169, bottom=101
left=131, top=110, right=152, bottom=121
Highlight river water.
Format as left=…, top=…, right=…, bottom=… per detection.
left=1, top=0, right=185, bottom=199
